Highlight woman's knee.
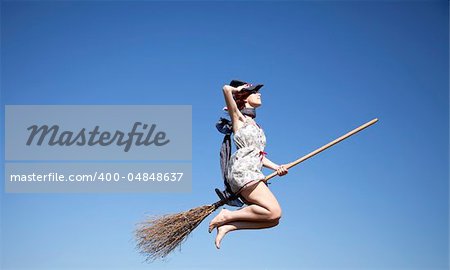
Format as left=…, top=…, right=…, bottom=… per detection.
left=242, top=181, right=282, bottom=221
left=267, top=205, right=282, bottom=222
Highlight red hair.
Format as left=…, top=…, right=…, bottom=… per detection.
left=233, top=92, right=251, bottom=110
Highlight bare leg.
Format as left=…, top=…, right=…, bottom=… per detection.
left=209, top=181, right=282, bottom=234
left=214, top=219, right=279, bottom=249
left=209, top=204, right=273, bottom=232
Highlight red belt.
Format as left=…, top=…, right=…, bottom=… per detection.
left=259, top=151, right=267, bottom=161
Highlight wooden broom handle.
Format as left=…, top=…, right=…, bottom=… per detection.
left=263, top=118, right=379, bottom=182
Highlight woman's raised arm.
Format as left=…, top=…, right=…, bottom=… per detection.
left=222, top=84, right=247, bottom=131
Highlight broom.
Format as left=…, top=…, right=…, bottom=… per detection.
left=135, top=118, right=379, bottom=262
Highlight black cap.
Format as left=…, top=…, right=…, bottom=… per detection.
left=229, top=79, right=264, bottom=92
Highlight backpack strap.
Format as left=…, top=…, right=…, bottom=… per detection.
left=216, top=117, right=244, bottom=207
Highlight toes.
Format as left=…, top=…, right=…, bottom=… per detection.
left=208, top=220, right=219, bottom=233
left=215, top=227, right=226, bottom=249
left=215, top=233, right=221, bottom=249
left=208, top=222, right=215, bottom=233
left=208, top=218, right=221, bottom=233
left=209, top=221, right=220, bottom=233
left=209, top=209, right=229, bottom=234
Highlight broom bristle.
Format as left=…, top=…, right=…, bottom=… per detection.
left=135, top=204, right=218, bottom=262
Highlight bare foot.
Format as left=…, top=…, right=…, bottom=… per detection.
left=208, top=208, right=230, bottom=233
left=215, top=224, right=233, bottom=249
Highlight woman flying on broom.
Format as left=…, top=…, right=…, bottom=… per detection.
left=209, top=80, right=289, bottom=249
left=134, top=80, right=377, bottom=260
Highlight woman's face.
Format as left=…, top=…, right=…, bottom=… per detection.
left=246, top=92, right=262, bottom=108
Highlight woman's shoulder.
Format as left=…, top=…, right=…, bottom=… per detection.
left=232, top=117, right=251, bottom=134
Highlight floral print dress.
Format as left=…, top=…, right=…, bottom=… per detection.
left=227, top=118, right=267, bottom=194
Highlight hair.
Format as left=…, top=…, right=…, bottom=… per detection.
left=233, top=92, right=252, bottom=110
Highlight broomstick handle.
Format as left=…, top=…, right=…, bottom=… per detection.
left=263, top=118, right=379, bottom=182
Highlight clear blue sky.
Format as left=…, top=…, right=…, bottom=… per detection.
left=1, top=1, right=448, bottom=269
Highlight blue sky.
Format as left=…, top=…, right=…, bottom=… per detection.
left=1, top=1, right=448, bottom=269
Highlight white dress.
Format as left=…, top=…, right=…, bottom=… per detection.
left=227, top=118, right=267, bottom=194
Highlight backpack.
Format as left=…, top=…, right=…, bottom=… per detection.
left=215, top=117, right=244, bottom=207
